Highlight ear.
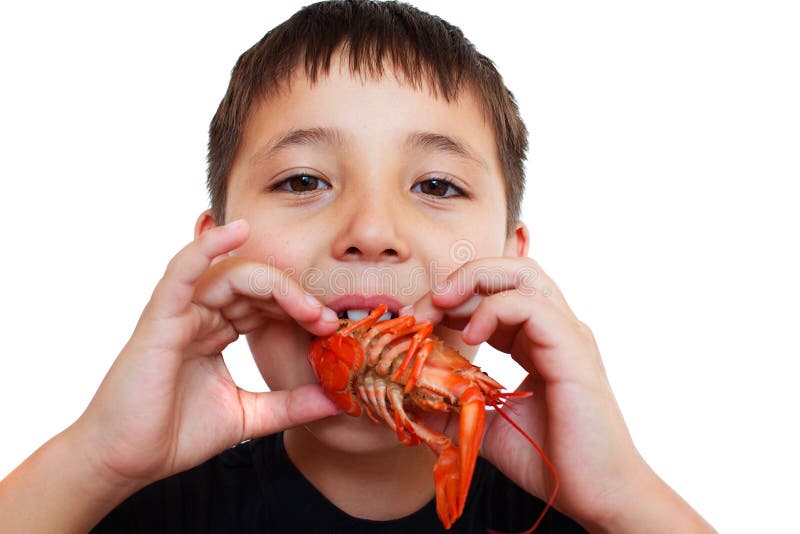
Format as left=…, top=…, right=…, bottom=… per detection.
left=502, top=221, right=530, bottom=258
left=194, top=209, right=218, bottom=240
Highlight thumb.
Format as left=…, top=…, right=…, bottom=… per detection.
left=238, top=384, right=341, bottom=440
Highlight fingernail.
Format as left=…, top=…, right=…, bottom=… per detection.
left=323, top=397, right=342, bottom=414
left=305, top=294, right=321, bottom=308
left=433, top=279, right=449, bottom=294
left=226, top=218, right=245, bottom=229
left=399, top=305, right=413, bottom=317
left=321, top=307, right=338, bottom=323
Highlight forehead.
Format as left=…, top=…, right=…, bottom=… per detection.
left=235, top=60, right=502, bottom=175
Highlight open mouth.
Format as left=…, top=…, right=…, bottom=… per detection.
left=336, top=309, right=399, bottom=321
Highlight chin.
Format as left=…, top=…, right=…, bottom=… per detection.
left=302, top=411, right=407, bottom=454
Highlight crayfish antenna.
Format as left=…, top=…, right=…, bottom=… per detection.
left=485, top=407, right=559, bottom=534
left=492, top=391, right=532, bottom=418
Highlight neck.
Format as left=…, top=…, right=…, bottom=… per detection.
left=284, top=425, right=437, bottom=521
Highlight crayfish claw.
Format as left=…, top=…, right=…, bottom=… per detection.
left=427, top=385, right=486, bottom=529
left=433, top=445, right=461, bottom=529
left=457, top=385, right=485, bottom=506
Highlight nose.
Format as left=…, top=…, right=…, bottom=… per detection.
left=331, top=190, right=411, bottom=263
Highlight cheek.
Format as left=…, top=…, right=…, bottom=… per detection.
left=424, top=231, right=507, bottom=283
left=461, top=204, right=509, bottom=255
left=236, top=225, right=316, bottom=272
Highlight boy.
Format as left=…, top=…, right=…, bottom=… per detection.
left=0, top=1, right=714, bottom=532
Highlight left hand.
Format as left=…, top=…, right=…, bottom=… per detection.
left=408, top=257, right=647, bottom=527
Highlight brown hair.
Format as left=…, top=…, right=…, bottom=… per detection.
left=207, top=0, right=527, bottom=234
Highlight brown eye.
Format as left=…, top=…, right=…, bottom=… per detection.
left=412, top=178, right=465, bottom=198
left=274, top=174, right=330, bottom=193
left=289, top=175, right=319, bottom=191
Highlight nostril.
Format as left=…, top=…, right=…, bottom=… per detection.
left=341, top=246, right=400, bottom=260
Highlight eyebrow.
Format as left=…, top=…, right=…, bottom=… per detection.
left=251, top=127, right=488, bottom=170
left=405, top=132, right=488, bottom=171
left=251, top=127, right=347, bottom=163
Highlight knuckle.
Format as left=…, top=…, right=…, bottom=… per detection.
left=576, top=320, right=595, bottom=340
left=247, top=265, right=277, bottom=296
left=518, top=256, right=543, bottom=274
left=164, top=252, right=183, bottom=279
left=515, top=261, right=541, bottom=288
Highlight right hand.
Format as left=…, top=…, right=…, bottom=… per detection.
left=72, top=218, right=340, bottom=493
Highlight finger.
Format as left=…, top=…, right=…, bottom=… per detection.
left=464, top=290, right=564, bottom=346
left=230, top=311, right=267, bottom=334
left=194, top=258, right=339, bottom=335
left=238, top=384, right=341, bottom=441
left=221, top=298, right=255, bottom=321
left=408, top=257, right=574, bottom=328
left=432, top=258, right=575, bottom=318
left=406, top=292, right=482, bottom=330
left=149, top=219, right=250, bottom=319
left=464, top=290, right=593, bottom=381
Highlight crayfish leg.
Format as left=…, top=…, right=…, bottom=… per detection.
left=364, top=316, right=414, bottom=353
left=339, top=304, right=389, bottom=336
left=390, top=322, right=433, bottom=383
left=386, top=385, right=422, bottom=446
left=375, top=338, right=411, bottom=374
left=403, top=338, right=434, bottom=393
left=356, top=380, right=382, bottom=424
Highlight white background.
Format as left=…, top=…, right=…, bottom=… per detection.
left=1, top=1, right=798, bottom=531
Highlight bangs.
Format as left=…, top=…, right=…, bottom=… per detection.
left=247, top=1, right=475, bottom=102
left=209, top=0, right=527, bottom=233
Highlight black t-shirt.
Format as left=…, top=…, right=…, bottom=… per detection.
left=92, top=433, right=586, bottom=533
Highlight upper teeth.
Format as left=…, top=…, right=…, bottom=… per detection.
left=342, top=309, right=393, bottom=321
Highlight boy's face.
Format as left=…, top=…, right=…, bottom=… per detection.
left=200, top=57, right=527, bottom=450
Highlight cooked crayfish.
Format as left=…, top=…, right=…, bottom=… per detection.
left=307, top=304, right=558, bottom=531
